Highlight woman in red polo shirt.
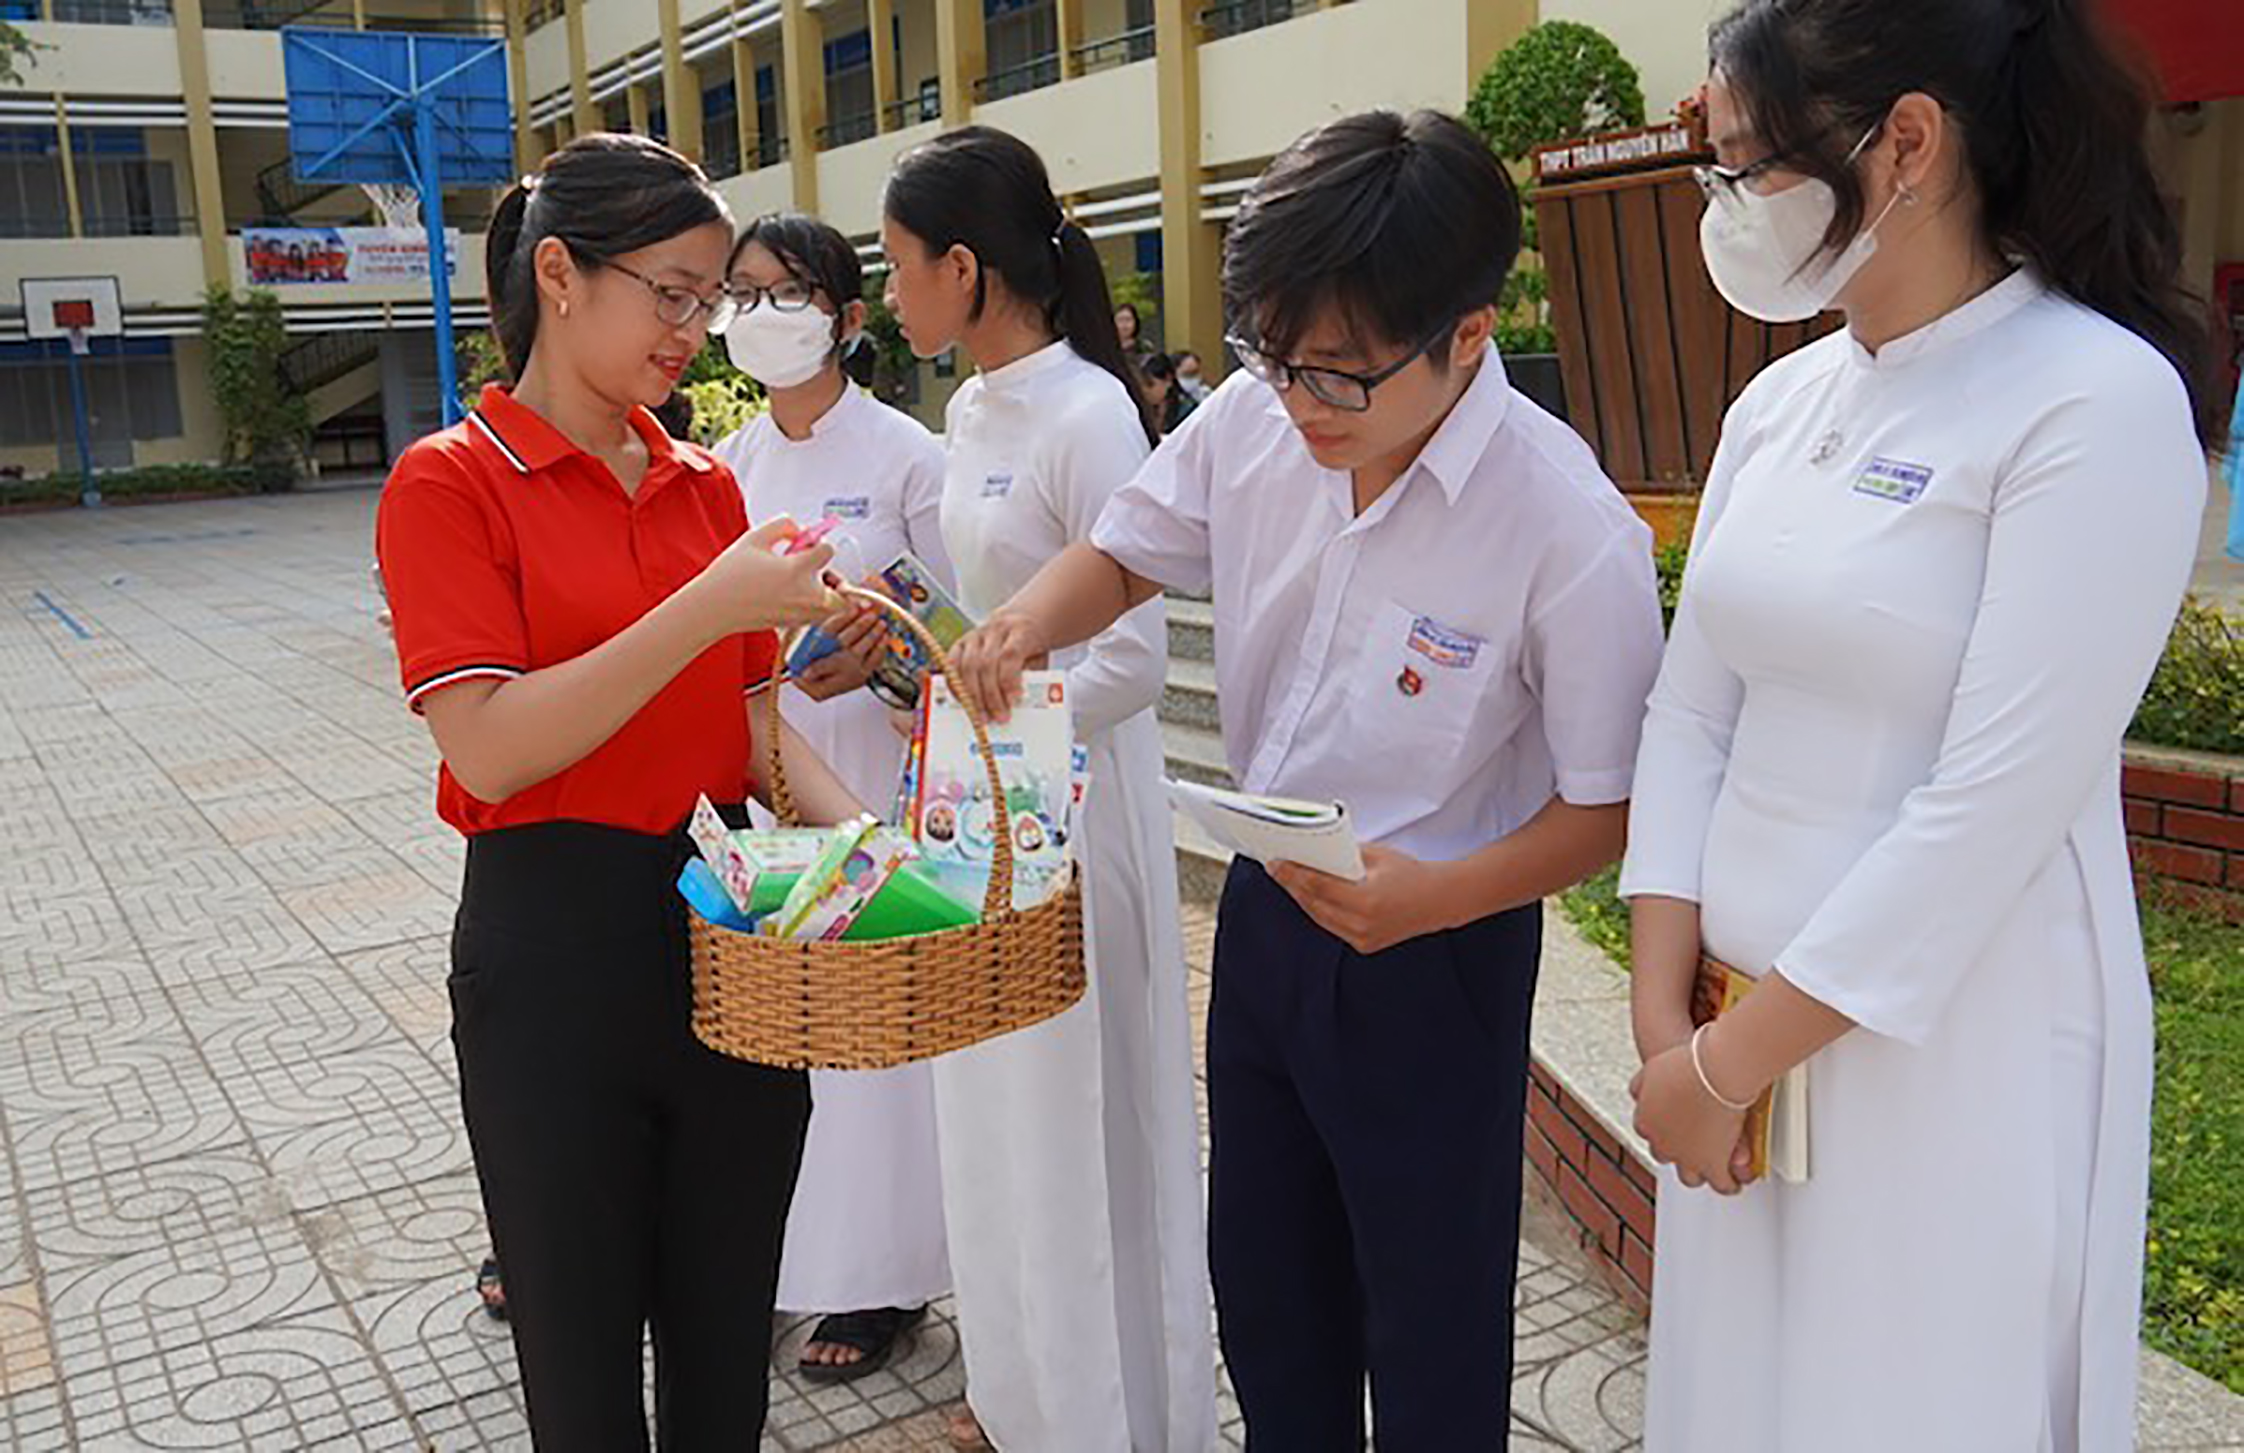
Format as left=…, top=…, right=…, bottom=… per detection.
left=374, top=133, right=860, bottom=1450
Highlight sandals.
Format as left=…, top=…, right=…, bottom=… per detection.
left=945, top=1404, right=993, bottom=1450
left=795, top=1304, right=928, bottom=1385
left=476, top=1258, right=508, bottom=1323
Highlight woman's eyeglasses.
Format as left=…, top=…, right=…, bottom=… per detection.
left=606, top=261, right=734, bottom=330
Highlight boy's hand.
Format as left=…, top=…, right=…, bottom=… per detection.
left=949, top=608, right=1052, bottom=726
left=1268, top=845, right=1455, bottom=956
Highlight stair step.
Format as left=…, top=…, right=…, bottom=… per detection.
left=1160, top=655, right=1219, bottom=733
left=1171, top=812, right=1235, bottom=905
left=1166, top=596, right=1214, bottom=665
left=1162, top=720, right=1232, bottom=789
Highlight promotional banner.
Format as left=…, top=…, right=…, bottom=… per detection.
left=244, top=227, right=460, bottom=286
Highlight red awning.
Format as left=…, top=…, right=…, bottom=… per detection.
left=2102, top=0, right=2244, bottom=105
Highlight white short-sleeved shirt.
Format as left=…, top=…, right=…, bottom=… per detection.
left=712, top=384, right=950, bottom=804
left=1092, top=346, right=1665, bottom=861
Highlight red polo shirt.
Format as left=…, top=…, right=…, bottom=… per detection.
left=375, top=384, right=779, bottom=837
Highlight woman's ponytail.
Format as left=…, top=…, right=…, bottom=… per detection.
left=887, top=126, right=1160, bottom=447
left=484, top=180, right=537, bottom=380
left=1984, top=0, right=2217, bottom=444
left=1052, top=220, right=1158, bottom=446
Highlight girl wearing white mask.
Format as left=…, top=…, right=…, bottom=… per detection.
left=1621, top=3, right=2219, bottom=1451
left=711, top=212, right=955, bottom=1384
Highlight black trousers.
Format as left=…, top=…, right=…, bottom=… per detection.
left=450, top=821, right=811, bottom=1452
left=1207, top=859, right=1540, bottom=1452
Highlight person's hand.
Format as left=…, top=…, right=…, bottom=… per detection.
left=691, top=516, right=839, bottom=636
left=1630, top=1038, right=1755, bottom=1194
left=949, top=607, right=1052, bottom=725
left=790, top=602, right=887, bottom=702
left=1267, top=844, right=1454, bottom=956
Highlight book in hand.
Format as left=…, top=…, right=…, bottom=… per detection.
left=786, top=549, right=975, bottom=712
left=1691, top=956, right=1810, bottom=1185
left=1167, top=779, right=1365, bottom=882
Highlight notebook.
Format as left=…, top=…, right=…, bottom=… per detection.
left=1167, top=780, right=1365, bottom=882
left=1691, top=956, right=1810, bottom=1185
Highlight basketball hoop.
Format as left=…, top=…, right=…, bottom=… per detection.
left=361, top=182, right=422, bottom=229
left=51, top=299, right=96, bottom=358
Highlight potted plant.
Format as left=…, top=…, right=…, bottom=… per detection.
left=1466, top=19, right=1647, bottom=422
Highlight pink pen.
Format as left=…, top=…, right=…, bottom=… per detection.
left=781, top=515, right=844, bottom=557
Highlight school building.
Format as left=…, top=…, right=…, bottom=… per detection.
left=1, top=0, right=2239, bottom=478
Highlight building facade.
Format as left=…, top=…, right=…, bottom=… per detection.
left=1, top=0, right=2239, bottom=478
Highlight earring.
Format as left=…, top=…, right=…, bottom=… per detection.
left=1899, top=181, right=1921, bottom=206
left=559, top=299, right=571, bottom=318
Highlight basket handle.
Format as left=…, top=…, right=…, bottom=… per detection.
left=764, top=584, right=1021, bottom=919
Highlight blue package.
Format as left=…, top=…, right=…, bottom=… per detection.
left=786, top=626, right=846, bottom=677
left=678, top=858, right=760, bottom=932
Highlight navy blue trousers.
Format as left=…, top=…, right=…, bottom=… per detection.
left=1208, top=859, right=1540, bottom=1452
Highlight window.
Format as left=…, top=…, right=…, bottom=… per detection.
left=703, top=79, right=741, bottom=178
left=823, top=29, right=875, bottom=146
left=0, top=339, right=184, bottom=469
left=983, top=0, right=1058, bottom=100
left=755, top=65, right=781, bottom=168
left=0, top=128, right=70, bottom=239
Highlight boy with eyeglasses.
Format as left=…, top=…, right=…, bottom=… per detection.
left=949, top=108, right=1663, bottom=1448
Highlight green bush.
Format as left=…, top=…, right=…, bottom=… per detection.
left=203, top=286, right=311, bottom=472
left=2131, top=597, right=2244, bottom=757
left=4, top=461, right=286, bottom=506
left=1467, top=20, right=1647, bottom=164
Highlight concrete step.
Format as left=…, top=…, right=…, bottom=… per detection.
left=1161, top=655, right=1219, bottom=734
left=1162, top=719, right=1233, bottom=790
left=1171, top=811, right=1235, bottom=906
left=1166, top=596, right=1214, bottom=665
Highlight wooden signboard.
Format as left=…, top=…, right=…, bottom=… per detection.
left=1532, top=120, right=1841, bottom=500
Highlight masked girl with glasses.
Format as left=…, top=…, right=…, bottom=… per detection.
left=708, top=212, right=956, bottom=1387
left=946, top=109, right=1666, bottom=1450
left=1616, top=2, right=2218, bottom=1449
left=375, top=134, right=869, bottom=1449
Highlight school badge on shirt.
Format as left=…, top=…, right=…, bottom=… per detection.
left=823, top=495, right=872, bottom=520
left=1852, top=457, right=1933, bottom=505
left=1405, top=615, right=1484, bottom=670
left=981, top=472, right=1014, bottom=499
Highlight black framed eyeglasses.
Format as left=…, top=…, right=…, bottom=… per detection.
left=722, top=277, right=819, bottom=319
left=607, top=260, right=731, bottom=329
left=1695, top=115, right=1886, bottom=205
left=1226, top=319, right=1458, bottom=413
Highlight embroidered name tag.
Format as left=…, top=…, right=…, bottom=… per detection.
left=824, top=495, right=872, bottom=520
left=1853, top=456, right=1933, bottom=504
left=1406, top=615, right=1484, bottom=670
left=981, top=472, right=1014, bottom=499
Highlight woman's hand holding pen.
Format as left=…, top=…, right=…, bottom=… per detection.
left=690, top=516, right=843, bottom=637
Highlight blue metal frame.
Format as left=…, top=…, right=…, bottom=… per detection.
left=281, top=29, right=511, bottom=427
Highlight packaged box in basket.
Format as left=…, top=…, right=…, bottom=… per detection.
left=906, top=672, right=1075, bottom=905
left=686, top=796, right=831, bottom=917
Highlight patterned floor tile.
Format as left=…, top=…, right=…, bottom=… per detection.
left=353, top=1276, right=526, bottom=1446
left=261, top=1094, right=473, bottom=1214
left=4, top=1035, right=243, bottom=1195
left=170, top=963, right=402, bottom=1083
left=42, top=1219, right=330, bottom=1376
left=339, top=937, right=456, bottom=1066
left=19, top=1146, right=286, bottom=1272
left=299, top=1171, right=487, bottom=1301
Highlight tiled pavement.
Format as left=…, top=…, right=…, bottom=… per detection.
left=0, top=487, right=1644, bottom=1449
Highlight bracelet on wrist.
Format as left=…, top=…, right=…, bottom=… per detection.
left=1689, top=1023, right=1758, bottom=1114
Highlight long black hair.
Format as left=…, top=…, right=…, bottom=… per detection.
left=1222, top=109, right=1521, bottom=369
left=484, top=132, right=730, bottom=378
left=884, top=125, right=1158, bottom=445
left=731, top=211, right=864, bottom=374
left=1711, top=0, right=2218, bottom=445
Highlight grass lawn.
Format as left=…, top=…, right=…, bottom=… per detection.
left=1556, top=868, right=2244, bottom=1393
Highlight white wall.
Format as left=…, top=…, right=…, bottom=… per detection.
left=204, top=27, right=288, bottom=100
left=1, top=237, right=206, bottom=311
left=717, top=158, right=800, bottom=221
left=13, top=20, right=180, bottom=95
left=976, top=54, right=1158, bottom=196
left=1540, top=0, right=1729, bottom=120
left=815, top=118, right=939, bottom=235
left=1198, top=0, right=1470, bottom=170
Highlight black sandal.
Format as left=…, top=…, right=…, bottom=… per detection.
left=477, top=1258, right=508, bottom=1323
left=796, top=1305, right=927, bottom=1385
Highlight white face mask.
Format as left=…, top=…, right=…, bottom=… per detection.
left=1697, top=123, right=1903, bottom=324
left=724, top=304, right=838, bottom=389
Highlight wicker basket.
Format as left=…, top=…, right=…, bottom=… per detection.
left=689, top=586, right=1086, bottom=1070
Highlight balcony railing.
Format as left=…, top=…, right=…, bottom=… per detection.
left=201, top=0, right=503, bottom=31
left=14, top=0, right=175, bottom=23
left=881, top=92, right=942, bottom=130
left=1200, top=0, right=1318, bottom=41
left=1072, top=24, right=1155, bottom=74
left=0, top=213, right=199, bottom=239
left=973, top=52, right=1061, bottom=103
left=523, top=0, right=560, bottom=27
left=815, top=111, right=879, bottom=150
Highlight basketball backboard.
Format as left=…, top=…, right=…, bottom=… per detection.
left=21, top=277, right=124, bottom=343
left=282, top=29, right=512, bottom=188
